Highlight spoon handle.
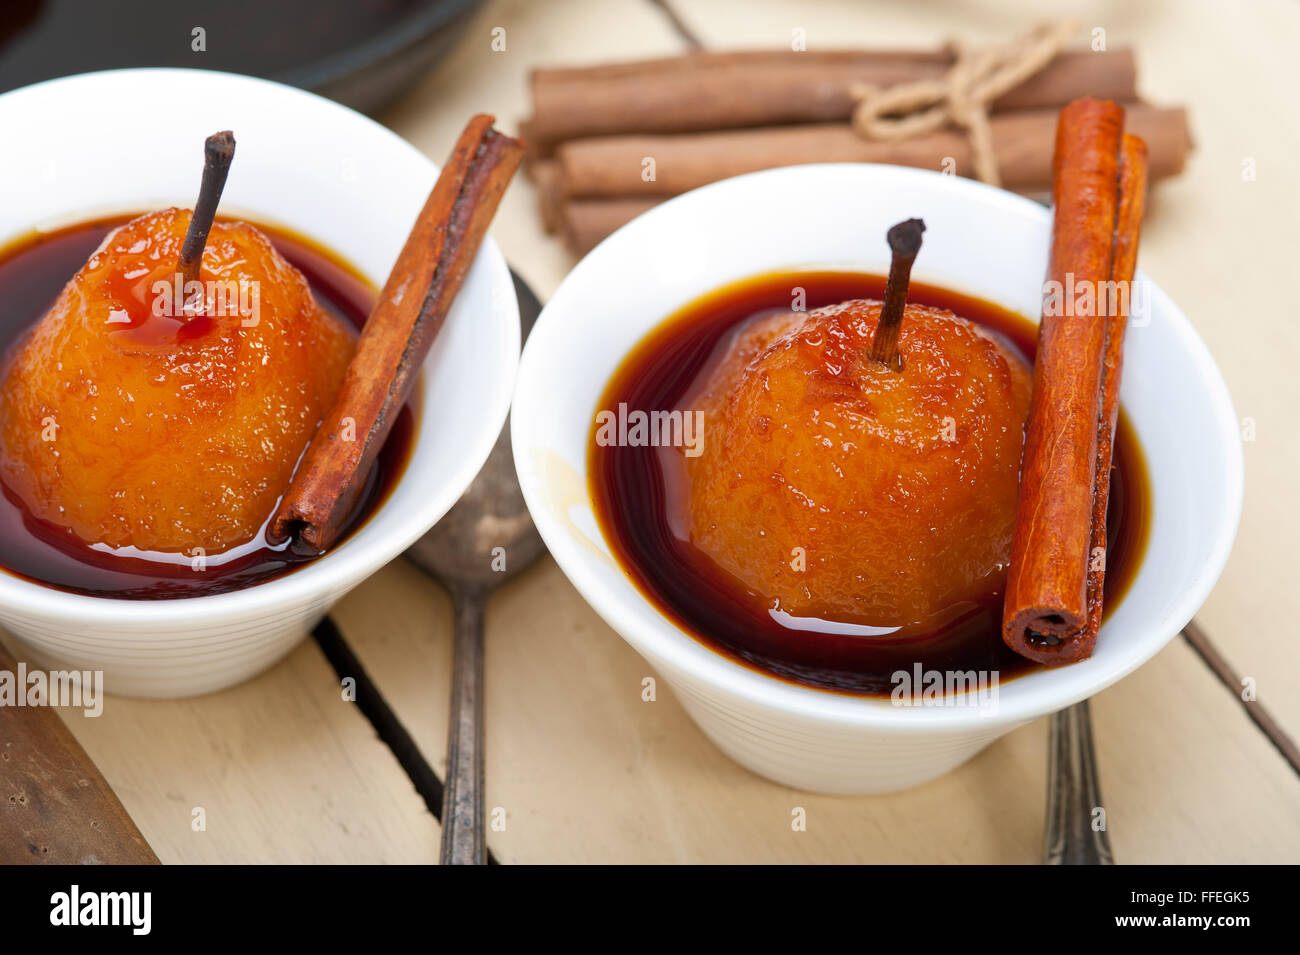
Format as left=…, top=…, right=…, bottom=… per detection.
left=1044, top=699, right=1114, bottom=864
left=440, top=588, right=487, bottom=865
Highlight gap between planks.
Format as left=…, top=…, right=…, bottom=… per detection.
left=1181, top=619, right=1300, bottom=776
left=312, top=617, right=500, bottom=865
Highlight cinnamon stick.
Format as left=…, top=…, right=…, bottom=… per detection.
left=534, top=159, right=564, bottom=233
left=525, top=48, right=1137, bottom=158
left=1083, top=133, right=1148, bottom=645
left=553, top=104, right=1188, bottom=199
left=270, top=115, right=524, bottom=551
left=1001, top=100, right=1149, bottom=665
left=560, top=197, right=658, bottom=254
left=552, top=179, right=1136, bottom=257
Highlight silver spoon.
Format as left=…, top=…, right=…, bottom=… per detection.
left=405, top=270, right=546, bottom=865
left=1043, top=699, right=1113, bottom=864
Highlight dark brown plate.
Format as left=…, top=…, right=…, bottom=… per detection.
left=0, top=0, right=482, bottom=114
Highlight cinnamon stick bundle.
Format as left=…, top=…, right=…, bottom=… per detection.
left=553, top=104, right=1187, bottom=200
left=1002, top=99, right=1148, bottom=665
left=271, top=115, right=524, bottom=551
left=524, top=48, right=1137, bottom=158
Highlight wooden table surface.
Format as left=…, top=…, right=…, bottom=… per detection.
left=10, top=0, right=1300, bottom=863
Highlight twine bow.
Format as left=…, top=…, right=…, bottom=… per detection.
left=850, top=20, right=1079, bottom=187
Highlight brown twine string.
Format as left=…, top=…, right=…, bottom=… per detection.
left=850, top=20, right=1079, bottom=187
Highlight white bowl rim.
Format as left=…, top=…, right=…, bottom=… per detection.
left=0, top=67, right=520, bottom=622
left=513, top=161, right=1244, bottom=730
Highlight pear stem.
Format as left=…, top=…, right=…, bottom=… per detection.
left=177, top=131, right=235, bottom=286
left=868, top=217, right=925, bottom=372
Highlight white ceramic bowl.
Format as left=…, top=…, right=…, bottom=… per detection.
left=0, top=69, right=519, bottom=697
left=512, top=163, right=1242, bottom=794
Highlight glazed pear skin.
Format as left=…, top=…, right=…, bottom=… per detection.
left=686, top=298, right=1033, bottom=627
left=0, top=209, right=355, bottom=555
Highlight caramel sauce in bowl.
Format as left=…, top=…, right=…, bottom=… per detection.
left=589, top=270, right=1149, bottom=699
